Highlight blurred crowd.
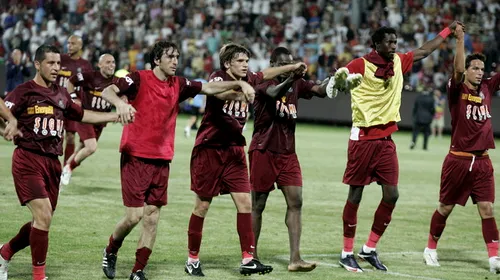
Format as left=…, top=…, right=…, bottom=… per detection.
left=1, top=0, right=499, bottom=94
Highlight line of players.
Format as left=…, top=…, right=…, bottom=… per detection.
left=0, top=19, right=499, bottom=280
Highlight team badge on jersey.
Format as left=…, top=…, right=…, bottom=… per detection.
left=58, top=99, right=65, bottom=109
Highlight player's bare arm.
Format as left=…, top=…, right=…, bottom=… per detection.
left=412, top=21, right=464, bottom=62
left=0, top=98, right=22, bottom=140
left=66, top=80, right=82, bottom=106
left=80, top=110, right=119, bottom=124
left=261, top=62, right=307, bottom=80
left=452, top=25, right=466, bottom=82
left=101, top=84, right=136, bottom=125
left=201, top=80, right=255, bottom=103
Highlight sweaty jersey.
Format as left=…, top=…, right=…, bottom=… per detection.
left=194, top=70, right=264, bottom=147
left=250, top=78, right=315, bottom=154
left=5, top=80, right=84, bottom=156
left=116, top=70, right=202, bottom=160
left=447, top=73, right=500, bottom=152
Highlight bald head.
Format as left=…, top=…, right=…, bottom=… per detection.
left=98, top=53, right=116, bottom=78
left=67, top=35, right=83, bottom=57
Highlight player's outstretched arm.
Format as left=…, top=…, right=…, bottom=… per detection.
left=266, top=74, right=295, bottom=98
left=81, top=110, right=119, bottom=124
left=261, top=62, right=307, bottom=80
left=412, top=21, right=464, bottom=62
left=101, top=84, right=136, bottom=124
left=452, top=25, right=465, bottom=82
left=201, top=80, right=255, bottom=103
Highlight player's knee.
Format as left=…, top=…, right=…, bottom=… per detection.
left=252, top=199, right=267, bottom=214
left=87, top=144, right=98, bottom=154
left=437, top=203, right=454, bottom=217
left=34, top=211, right=53, bottom=230
left=478, top=202, right=494, bottom=219
left=287, top=198, right=302, bottom=211
left=193, top=202, right=211, bottom=217
left=66, top=132, right=75, bottom=142
left=125, top=212, right=143, bottom=226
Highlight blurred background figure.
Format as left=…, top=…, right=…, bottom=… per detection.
left=431, top=89, right=446, bottom=138
left=410, top=89, right=435, bottom=151
left=5, top=49, right=30, bottom=97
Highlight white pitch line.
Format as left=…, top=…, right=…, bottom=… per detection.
left=274, top=253, right=444, bottom=280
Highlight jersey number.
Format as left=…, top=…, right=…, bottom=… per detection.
left=276, top=100, right=297, bottom=119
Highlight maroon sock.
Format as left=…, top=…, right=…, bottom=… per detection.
left=371, top=200, right=396, bottom=236
left=69, top=158, right=80, bottom=170
left=30, top=227, right=49, bottom=267
left=188, top=214, right=205, bottom=258
left=132, top=247, right=152, bottom=272
left=64, top=143, right=75, bottom=165
left=482, top=218, right=499, bottom=257
left=342, top=201, right=359, bottom=252
left=237, top=213, right=255, bottom=257
left=105, top=234, right=123, bottom=254
left=427, top=210, right=448, bottom=249
left=1, top=222, right=31, bottom=260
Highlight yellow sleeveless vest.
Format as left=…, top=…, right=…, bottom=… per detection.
left=351, top=55, right=404, bottom=127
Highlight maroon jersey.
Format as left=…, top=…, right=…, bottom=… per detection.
left=194, top=70, right=264, bottom=147
left=115, top=70, right=202, bottom=160
left=56, top=54, right=92, bottom=90
left=447, top=73, right=500, bottom=152
left=69, top=70, right=118, bottom=112
left=4, top=80, right=84, bottom=156
left=250, top=78, right=315, bottom=154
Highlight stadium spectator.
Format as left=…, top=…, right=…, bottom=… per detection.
left=5, top=49, right=30, bottom=97
left=410, top=89, right=435, bottom=150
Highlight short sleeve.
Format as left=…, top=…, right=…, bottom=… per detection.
left=397, top=52, right=414, bottom=74
left=178, top=77, right=203, bottom=103
left=4, top=87, right=27, bottom=118
left=446, top=76, right=464, bottom=100
left=64, top=99, right=84, bottom=121
left=115, top=71, right=141, bottom=100
left=255, top=80, right=276, bottom=97
left=69, top=71, right=90, bottom=87
left=486, top=72, right=500, bottom=96
left=346, top=58, right=365, bottom=76
left=248, top=71, right=264, bottom=86
left=298, top=79, right=316, bottom=100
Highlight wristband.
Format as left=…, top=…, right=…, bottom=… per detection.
left=438, top=27, right=451, bottom=39
left=70, top=93, right=77, bottom=99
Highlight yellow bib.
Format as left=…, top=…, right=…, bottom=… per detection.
left=351, top=56, right=404, bottom=127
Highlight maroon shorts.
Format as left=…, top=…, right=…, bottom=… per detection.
left=65, top=119, right=78, bottom=133
left=190, top=146, right=250, bottom=197
left=77, top=123, right=104, bottom=142
left=343, top=138, right=399, bottom=186
left=120, top=153, right=170, bottom=207
left=11, top=148, right=61, bottom=210
left=249, top=150, right=302, bottom=193
left=440, top=153, right=494, bottom=206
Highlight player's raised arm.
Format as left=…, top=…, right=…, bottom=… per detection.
left=261, top=62, right=307, bottom=80
left=412, top=21, right=464, bottom=62
left=452, top=25, right=466, bottom=82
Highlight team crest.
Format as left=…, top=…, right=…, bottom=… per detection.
left=77, top=67, right=82, bottom=73
left=59, top=99, right=65, bottom=109
left=281, top=96, right=286, bottom=102
left=288, top=87, right=293, bottom=92
left=479, top=91, right=485, bottom=100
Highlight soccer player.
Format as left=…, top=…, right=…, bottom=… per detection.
left=185, top=43, right=307, bottom=277
left=60, top=54, right=118, bottom=185
left=99, top=41, right=256, bottom=280
left=0, top=44, right=119, bottom=280
left=423, top=26, right=500, bottom=273
left=0, top=98, right=21, bottom=140
left=338, top=22, right=463, bottom=272
left=250, top=46, right=335, bottom=272
left=56, top=35, right=93, bottom=165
